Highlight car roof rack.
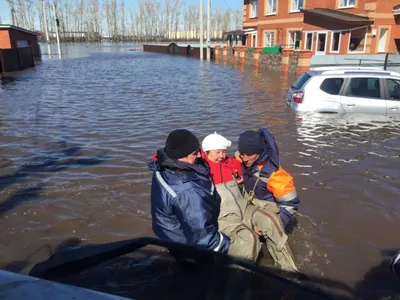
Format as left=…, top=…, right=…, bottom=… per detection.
left=307, top=67, right=400, bottom=77
left=310, top=66, right=384, bottom=72
left=318, top=70, right=400, bottom=76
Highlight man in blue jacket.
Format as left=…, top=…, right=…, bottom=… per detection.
left=148, top=129, right=230, bottom=253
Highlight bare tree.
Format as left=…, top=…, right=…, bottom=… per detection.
left=8, top=0, right=238, bottom=43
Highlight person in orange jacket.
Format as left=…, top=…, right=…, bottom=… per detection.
left=201, top=132, right=299, bottom=272
left=237, top=128, right=300, bottom=230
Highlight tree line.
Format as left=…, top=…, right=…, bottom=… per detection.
left=6, top=0, right=243, bottom=42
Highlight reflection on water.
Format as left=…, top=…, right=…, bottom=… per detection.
left=0, top=44, right=400, bottom=298
left=39, top=42, right=141, bottom=60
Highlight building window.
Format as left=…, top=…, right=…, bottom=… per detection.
left=288, top=30, right=301, bottom=49
left=304, top=32, right=313, bottom=50
left=317, top=33, right=327, bottom=52
left=264, top=31, right=275, bottom=47
left=291, top=0, right=303, bottom=12
left=17, top=40, right=29, bottom=48
left=266, top=0, right=277, bottom=15
left=251, top=0, right=258, bottom=18
left=348, top=27, right=367, bottom=52
left=251, top=33, right=257, bottom=47
left=378, top=28, right=388, bottom=52
left=339, top=0, right=355, bottom=8
left=331, top=32, right=341, bottom=52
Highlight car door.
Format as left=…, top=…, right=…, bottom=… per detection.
left=384, top=78, right=400, bottom=114
left=340, top=77, right=387, bottom=114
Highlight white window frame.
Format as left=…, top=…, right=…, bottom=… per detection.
left=264, top=31, right=275, bottom=47
left=339, top=0, right=355, bottom=8
left=330, top=31, right=342, bottom=53
left=347, top=26, right=368, bottom=54
left=377, top=28, right=388, bottom=53
left=290, top=0, right=304, bottom=13
left=316, top=31, right=328, bottom=55
left=288, top=30, right=302, bottom=49
left=250, top=0, right=258, bottom=18
left=265, top=0, right=277, bottom=15
left=303, top=32, right=314, bottom=50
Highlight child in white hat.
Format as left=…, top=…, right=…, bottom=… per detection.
left=202, top=132, right=243, bottom=185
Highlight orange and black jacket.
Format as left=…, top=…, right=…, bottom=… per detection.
left=239, top=128, right=300, bottom=228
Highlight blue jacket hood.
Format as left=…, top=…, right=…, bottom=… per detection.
left=148, top=148, right=210, bottom=176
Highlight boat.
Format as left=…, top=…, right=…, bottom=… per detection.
left=0, top=237, right=352, bottom=300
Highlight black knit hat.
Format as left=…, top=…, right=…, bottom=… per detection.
left=165, top=129, right=200, bottom=159
left=238, top=130, right=264, bottom=155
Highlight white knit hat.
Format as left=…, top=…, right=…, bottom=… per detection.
left=202, top=132, right=232, bottom=152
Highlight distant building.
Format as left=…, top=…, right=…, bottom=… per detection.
left=0, top=24, right=41, bottom=58
left=242, top=0, right=400, bottom=55
left=0, top=24, right=41, bottom=73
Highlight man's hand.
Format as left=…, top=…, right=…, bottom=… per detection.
left=233, top=169, right=243, bottom=184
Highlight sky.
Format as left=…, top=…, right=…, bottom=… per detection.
left=0, top=0, right=242, bottom=26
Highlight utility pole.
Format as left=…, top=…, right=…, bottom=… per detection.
left=199, top=0, right=203, bottom=60
left=52, top=1, right=61, bottom=58
left=42, top=0, right=51, bottom=56
left=206, top=0, right=211, bottom=61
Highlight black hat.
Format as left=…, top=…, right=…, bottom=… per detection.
left=238, top=130, right=264, bottom=155
left=165, top=129, right=200, bottom=159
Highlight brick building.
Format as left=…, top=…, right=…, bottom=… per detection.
left=0, top=25, right=41, bottom=58
left=243, top=0, right=400, bottom=55
left=0, top=25, right=41, bottom=73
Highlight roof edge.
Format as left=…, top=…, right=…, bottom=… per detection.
left=0, top=24, right=41, bottom=36
left=300, top=8, right=374, bottom=24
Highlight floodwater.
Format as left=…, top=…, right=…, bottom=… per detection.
left=0, top=43, right=400, bottom=299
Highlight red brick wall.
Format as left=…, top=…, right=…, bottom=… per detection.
left=374, top=0, right=399, bottom=53
left=243, top=0, right=400, bottom=53
left=189, top=47, right=208, bottom=59
left=8, top=29, right=41, bottom=57
left=143, top=45, right=169, bottom=53
left=143, top=44, right=209, bottom=59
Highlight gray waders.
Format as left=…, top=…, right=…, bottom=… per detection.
left=215, top=180, right=299, bottom=273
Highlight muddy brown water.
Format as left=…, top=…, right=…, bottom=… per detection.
left=0, top=44, right=399, bottom=299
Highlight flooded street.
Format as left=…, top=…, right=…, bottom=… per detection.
left=0, top=44, right=400, bottom=299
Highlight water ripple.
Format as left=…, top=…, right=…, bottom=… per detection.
left=0, top=45, right=399, bottom=296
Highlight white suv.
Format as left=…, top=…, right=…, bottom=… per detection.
left=286, top=67, right=400, bottom=114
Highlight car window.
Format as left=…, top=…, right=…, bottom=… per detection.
left=292, top=73, right=311, bottom=89
left=386, top=78, right=400, bottom=101
left=346, top=78, right=381, bottom=99
left=320, top=78, right=344, bottom=95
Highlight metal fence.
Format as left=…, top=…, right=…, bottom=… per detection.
left=310, top=54, right=400, bottom=73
